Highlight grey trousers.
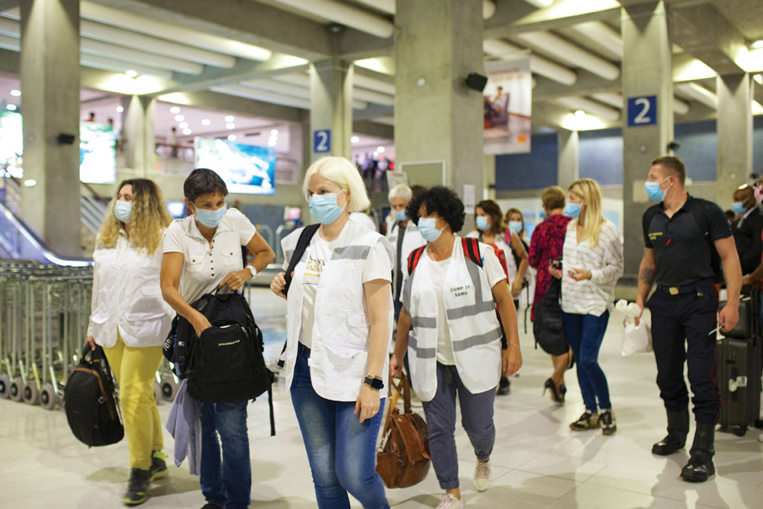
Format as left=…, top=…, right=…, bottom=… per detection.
left=421, top=362, right=496, bottom=490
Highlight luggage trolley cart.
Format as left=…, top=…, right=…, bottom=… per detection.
left=0, top=266, right=28, bottom=399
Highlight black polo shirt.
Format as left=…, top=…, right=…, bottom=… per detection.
left=643, top=194, right=731, bottom=287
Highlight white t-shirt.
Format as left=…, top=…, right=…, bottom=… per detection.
left=163, top=208, right=256, bottom=304
left=284, top=231, right=392, bottom=349
left=405, top=242, right=506, bottom=365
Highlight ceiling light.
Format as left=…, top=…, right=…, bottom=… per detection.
left=182, top=128, right=192, bottom=136
left=201, top=119, right=211, bottom=126
left=170, top=106, right=181, bottom=114
left=226, top=123, right=235, bottom=129
left=377, top=146, right=385, bottom=153
left=175, top=115, right=184, bottom=122
left=751, top=40, right=763, bottom=50
left=23, top=179, right=37, bottom=187
left=6, top=104, right=17, bottom=111
left=179, top=122, right=189, bottom=129
left=125, top=70, right=138, bottom=78
left=755, top=74, right=763, bottom=86
left=227, top=134, right=237, bottom=142
left=575, top=109, right=586, bottom=118
left=268, top=140, right=277, bottom=147
left=351, top=136, right=360, bottom=143
left=116, top=106, right=124, bottom=113
left=10, top=89, right=20, bottom=97
left=270, top=129, right=279, bottom=136
left=225, top=115, right=235, bottom=122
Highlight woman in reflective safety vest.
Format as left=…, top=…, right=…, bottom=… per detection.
left=390, top=186, right=522, bottom=509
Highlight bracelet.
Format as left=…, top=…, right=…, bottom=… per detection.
left=508, top=341, right=521, bottom=349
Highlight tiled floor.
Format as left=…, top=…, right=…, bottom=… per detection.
left=1, top=288, right=762, bottom=508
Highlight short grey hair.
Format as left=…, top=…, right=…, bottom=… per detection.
left=388, top=184, right=412, bottom=203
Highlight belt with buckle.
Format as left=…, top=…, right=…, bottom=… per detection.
left=657, top=279, right=713, bottom=296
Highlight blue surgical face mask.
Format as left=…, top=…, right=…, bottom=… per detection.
left=476, top=216, right=490, bottom=231
left=392, top=209, right=408, bottom=221
left=309, top=193, right=344, bottom=225
left=508, top=221, right=522, bottom=234
left=732, top=202, right=746, bottom=215
left=113, top=200, right=132, bottom=223
left=418, top=217, right=442, bottom=242
left=539, top=210, right=547, bottom=219
left=645, top=177, right=672, bottom=202
left=194, top=204, right=227, bottom=228
left=563, top=203, right=581, bottom=218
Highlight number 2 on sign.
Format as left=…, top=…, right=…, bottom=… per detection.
left=633, top=97, right=652, bottom=124
left=316, top=131, right=329, bottom=152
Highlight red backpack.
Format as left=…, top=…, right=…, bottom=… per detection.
left=407, top=237, right=509, bottom=283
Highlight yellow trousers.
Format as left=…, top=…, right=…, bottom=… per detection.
left=103, top=335, right=164, bottom=469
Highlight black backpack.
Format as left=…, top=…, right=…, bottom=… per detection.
left=64, top=345, right=124, bottom=447
left=642, top=198, right=723, bottom=283
left=168, top=288, right=275, bottom=434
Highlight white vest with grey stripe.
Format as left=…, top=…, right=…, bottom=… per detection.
left=402, top=237, right=502, bottom=402
left=280, top=220, right=394, bottom=402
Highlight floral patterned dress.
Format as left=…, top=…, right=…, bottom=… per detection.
left=528, top=213, right=573, bottom=321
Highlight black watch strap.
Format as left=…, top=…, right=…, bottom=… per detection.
left=364, top=376, right=384, bottom=390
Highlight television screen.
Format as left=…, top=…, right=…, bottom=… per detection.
left=166, top=201, right=186, bottom=219
left=0, top=110, right=23, bottom=179
left=194, top=137, right=276, bottom=195
left=284, top=206, right=301, bottom=221
left=80, top=122, right=117, bottom=184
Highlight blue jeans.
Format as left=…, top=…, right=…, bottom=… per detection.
left=290, top=345, right=389, bottom=509
left=562, top=311, right=611, bottom=413
left=200, top=400, right=251, bottom=509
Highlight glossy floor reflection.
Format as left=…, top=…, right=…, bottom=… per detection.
left=1, top=288, right=761, bottom=508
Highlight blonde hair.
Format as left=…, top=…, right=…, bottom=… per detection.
left=541, top=186, right=566, bottom=210
left=303, top=156, right=371, bottom=212
left=97, top=179, right=172, bottom=255
left=568, top=178, right=606, bottom=248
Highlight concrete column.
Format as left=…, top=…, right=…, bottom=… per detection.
left=19, top=0, right=80, bottom=257
left=484, top=155, right=496, bottom=201
left=309, top=60, right=353, bottom=162
left=716, top=73, right=753, bottom=208
left=621, top=1, right=674, bottom=278
left=121, top=95, right=156, bottom=175
left=394, top=0, right=484, bottom=227
left=557, top=129, right=580, bottom=190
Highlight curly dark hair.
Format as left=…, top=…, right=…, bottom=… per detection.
left=184, top=168, right=228, bottom=202
left=406, top=186, right=465, bottom=233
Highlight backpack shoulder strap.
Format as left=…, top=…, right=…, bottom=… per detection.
left=283, top=224, right=320, bottom=296
left=461, top=237, right=483, bottom=267
left=642, top=204, right=660, bottom=242
left=407, top=245, right=427, bottom=275
left=690, top=198, right=711, bottom=236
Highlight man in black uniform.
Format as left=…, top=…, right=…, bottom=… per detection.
left=730, top=184, right=763, bottom=275
left=636, top=156, right=741, bottom=483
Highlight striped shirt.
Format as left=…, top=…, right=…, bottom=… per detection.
left=560, top=219, right=624, bottom=317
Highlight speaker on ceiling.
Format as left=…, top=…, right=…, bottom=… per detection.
left=465, top=72, right=488, bottom=92
left=57, top=133, right=76, bottom=145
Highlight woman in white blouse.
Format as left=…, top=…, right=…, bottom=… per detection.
left=86, top=179, right=174, bottom=506
left=270, top=156, right=393, bottom=509
left=161, top=169, right=275, bottom=509
left=550, top=178, right=623, bottom=436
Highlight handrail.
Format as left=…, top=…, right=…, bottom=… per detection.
left=0, top=200, right=92, bottom=267
left=80, top=181, right=109, bottom=207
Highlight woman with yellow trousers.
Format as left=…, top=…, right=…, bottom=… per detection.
left=86, top=179, right=175, bottom=506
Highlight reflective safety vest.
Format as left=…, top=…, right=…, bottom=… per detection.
left=402, top=237, right=502, bottom=401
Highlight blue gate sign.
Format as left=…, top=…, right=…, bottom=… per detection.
left=313, top=130, right=331, bottom=153
left=627, top=96, right=657, bottom=127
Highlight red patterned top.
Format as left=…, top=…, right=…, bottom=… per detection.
left=528, top=213, right=573, bottom=320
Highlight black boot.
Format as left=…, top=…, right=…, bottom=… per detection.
left=680, top=422, right=715, bottom=483
left=652, top=410, right=689, bottom=456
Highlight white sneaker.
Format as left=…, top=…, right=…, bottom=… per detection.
left=758, top=433, right=763, bottom=444
left=473, top=459, right=491, bottom=492
left=436, top=494, right=463, bottom=509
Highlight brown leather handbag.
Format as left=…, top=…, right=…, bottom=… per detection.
left=376, top=374, right=431, bottom=488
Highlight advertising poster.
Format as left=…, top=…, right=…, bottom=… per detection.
left=195, top=137, right=276, bottom=195
left=0, top=110, right=23, bottom=179
left=483, top=57, right=532, bottom=155
left=80, top=122, right=117, bottom=184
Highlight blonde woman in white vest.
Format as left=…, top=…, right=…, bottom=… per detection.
left=86, top=179, right=174, bottom=506
left=270, top=156, right=393, bottom=509
left=390, top=186, right=522, bottom=509
left=550, top=178, right=623, bottom=435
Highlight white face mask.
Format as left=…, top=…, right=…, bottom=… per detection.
left=114, top=200, right=132, bottom=223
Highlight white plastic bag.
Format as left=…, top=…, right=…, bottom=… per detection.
left=616, top=299, right=653, bottom=356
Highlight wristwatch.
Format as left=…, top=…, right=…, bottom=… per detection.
left=245, top=264, right=257, bottom=278
left=364, top=376, right=384, bottom=390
